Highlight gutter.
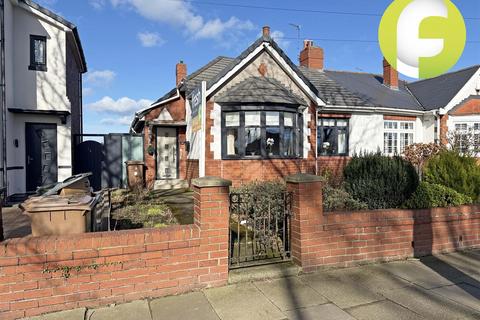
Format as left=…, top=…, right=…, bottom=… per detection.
left=0, top=0, right=6, bottom=191
left=319, top=105, right=426, bottom=116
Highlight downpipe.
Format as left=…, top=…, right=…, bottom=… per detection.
left=0, top=0, right=6, bottom=192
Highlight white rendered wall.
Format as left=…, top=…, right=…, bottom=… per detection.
left=348, top=113, right=384, bottom=155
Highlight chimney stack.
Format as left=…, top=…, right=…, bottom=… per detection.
left=262, top=26, right=270, bottom=38
left=299, top=40, right=324, bottom=70
left=176, top=60, right=187, bottom=86
left=383, top=58, right=399, bottom=89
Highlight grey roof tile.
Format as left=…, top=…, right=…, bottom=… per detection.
left=407, top=65, right=480, bottom=110
left=216, top=77, right=307, bottom=105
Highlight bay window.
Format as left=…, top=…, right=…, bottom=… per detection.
left=221, top=108, right=301, bottom=159
left=384, top=120, right=414, bottom=155
left=318, top=118, right=349, bottom=156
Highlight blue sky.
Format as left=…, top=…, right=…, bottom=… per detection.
left=38, top=0, right=480, bottom=134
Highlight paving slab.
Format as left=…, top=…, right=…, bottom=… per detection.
left=382, top=284, right=480, bottom=319
left=26, top=308, right=86, bottom=320
left=284, top=303, right=355, bottom=320
left=88, top=301, right=151, bottom=320
left=345, top=300, right=424, bottom=320
left=300, top=270, right=384, bottom=308
left=204, top=282, right=285, bottom=320
left=377, top=260, right=462, bottom=289
left=332, top=265, right=411, bottom=294
left=254, top=277, right=328, bottom=311
left=424, top=252, right=480, bottom=284
left=150, top=292, right=219, bottom=320
left=431, top=283, right=480, bottom=312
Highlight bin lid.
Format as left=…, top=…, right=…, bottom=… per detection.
left=42, top=173, right=93, bottom=196
left=20, top=194, right=96, bottom=213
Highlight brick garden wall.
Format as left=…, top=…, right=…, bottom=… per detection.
left=287, top=175, right=480, bottom=272
left=0, top=178, right=230, bottom=320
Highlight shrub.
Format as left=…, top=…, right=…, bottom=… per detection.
left=404, top=182, right=472, bottom=209
left=231, top=180, right=287, bottom=217
left=344, top=152, right=419, bottom=209
left=423, top=151, right=480, bottom=201
left=323, top=185, right=368, bottom=212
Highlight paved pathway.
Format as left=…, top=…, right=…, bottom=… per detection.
left=27, top=249, right=480, bottom=320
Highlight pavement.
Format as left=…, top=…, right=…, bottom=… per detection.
left=25, top=249, right=480, bottom=320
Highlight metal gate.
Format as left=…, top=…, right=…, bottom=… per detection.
left=229, top=192, right=292, bottom=269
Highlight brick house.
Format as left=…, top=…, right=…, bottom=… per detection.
left=130, top=26, right=480, bottom=188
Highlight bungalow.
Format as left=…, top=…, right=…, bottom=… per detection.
left=0, top=0, right=87, bottom=198
left=130, top=26, right=480, bottom=188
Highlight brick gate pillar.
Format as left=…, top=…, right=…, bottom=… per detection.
left=286, top=173, right=324, bottom=272
left=192, top=176, right=232, bottom=287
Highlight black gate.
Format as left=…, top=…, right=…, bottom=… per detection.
left=229, top=192, right=292, bottom=269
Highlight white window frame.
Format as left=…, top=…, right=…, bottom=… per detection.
left=453, top=122, right=480, bottom=155
left=383, top=120, right=415, bottom=155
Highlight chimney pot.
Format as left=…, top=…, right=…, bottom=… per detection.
left=383, top=58, right=399, bottom=89
left=262, top=26, right=270, bottom=37
left=299, top=40, right=324, bottom=70
left=176, top=61, right=187, bottom=86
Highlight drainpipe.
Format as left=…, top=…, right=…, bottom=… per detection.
left=0, top=0, right=7, bottom=192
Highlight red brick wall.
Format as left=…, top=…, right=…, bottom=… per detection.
left=287, top=177, right=480, bottom=272
left=317, top=156, right=350, bottom=182
left=0, top=181, right=229, bottom=320
left=449, top=98, right=480, bottom=116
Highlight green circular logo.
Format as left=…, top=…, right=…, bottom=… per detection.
left=379, top=0, right=467, bottom=79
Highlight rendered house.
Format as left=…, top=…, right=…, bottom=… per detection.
left=131, top=26, right=480, bottom=187
left=0, top=0, right=87, bottom=198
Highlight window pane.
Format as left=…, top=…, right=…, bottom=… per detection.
left=34, top=39, right=45, bottom=64
left=474, top=123, right=480, bottom=131
left=384, top=121, right=398, bottom=130
left=322, top=119, right=335, bottom=127
left=400, top=133, right=413, bottom=153
left=399, top=122, right=413, bottom=130
left=337, top=120, right=348, bottom=127
left=245, top=127, right=261, bottom=156
left=320, top=127, right=335, bottom=155
left=266, top=127, right=280, bottom=156
left=245, top=111, right=261, bottom=126
left=338, top=129, right=347, bottom=154
left=384, top=132, right=398, bottom=154
left=283, top=127, right=295, bottom=157
left=226, top=129, right=238, bottom=156
left=225, top=112, right=239, bottom=127
left=284, top=113, right=294, bottom=127
left=266, top=112, right=279, bottom=126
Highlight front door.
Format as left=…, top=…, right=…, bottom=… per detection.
left=156, top=127, right=178, bottom=180
left=26, top=123, right=58, bottom=192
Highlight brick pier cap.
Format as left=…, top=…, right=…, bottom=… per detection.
left=192, top=176, right=232, bottom=188
left=285, top=173, right=324, bottom=184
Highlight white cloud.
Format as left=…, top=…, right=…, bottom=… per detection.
left=100, top=116, right=133, bottom=126
left=83, top=87, right=94, bottom=96
left=89, top=0, right=106, bottom=10
left=138, top=32, right=165, bottom=47
left=270, top=30, right=290, bottom=49
left=87, top=96, right=153, bottom=113
left=85, top=70, right=116, bottom=87
left=101, top=0, right=254, bottom=40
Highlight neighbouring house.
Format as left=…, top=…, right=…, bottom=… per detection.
left=130, top=26, right=480, bottom=187
left=0, top=0, right=87, bottom=199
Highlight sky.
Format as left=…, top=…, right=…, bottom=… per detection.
left=37, top=0, right=480, bottom=134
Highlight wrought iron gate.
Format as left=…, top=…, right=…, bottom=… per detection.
left=229, top=192, right=292, bottom=269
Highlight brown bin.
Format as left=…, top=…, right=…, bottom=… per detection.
left=125, top=161, right=145, bottom=189
left=20, top=195, right=97, bottom=237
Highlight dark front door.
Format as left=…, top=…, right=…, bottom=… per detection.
left=26, top=123, right=58, bottom=192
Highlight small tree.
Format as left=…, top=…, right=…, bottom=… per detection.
left=403, top=143, right=443, bottom=178
left=446, top=129, right=479, bottom=157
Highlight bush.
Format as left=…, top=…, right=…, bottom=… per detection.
left=323, top=185, right=368, bottom=212
left=344, top=153, right=419, bottom=209
left=231, top=180, right=287, bottom=216
left=404, top=182, right=472, bottom=209
left=423, top=151, right=480, bottom=201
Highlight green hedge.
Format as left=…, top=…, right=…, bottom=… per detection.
left=323, top=185, right=368, bottom=212
left=344, top=153, right=419, bottom=209
left=423, top=151, right=480, bottom=201
left=404, top=182, right=472, bottom=209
